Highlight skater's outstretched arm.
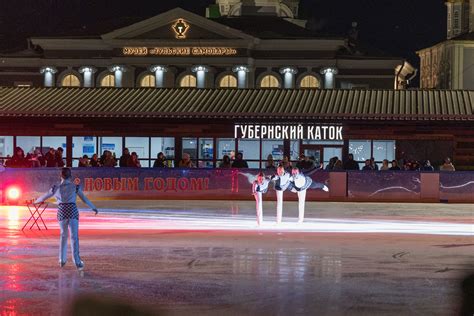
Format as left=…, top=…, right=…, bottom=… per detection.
left=35, top=185, right=57, bottom=204
left=76, top=186, right=98, bottom=214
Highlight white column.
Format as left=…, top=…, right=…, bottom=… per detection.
left=279, top=67, right=298, bottom=89
left=191, top=65, right=209, bottom=89
left=79, top=66, right=97, bottom=88
left=232, top=65, right=250, bottom=89
left=149, top=65, right=168, bottom=88
left=320, top=67, right=338, bottom=89
left=40, top=66, right=58, bottom=87
left=108, top=65, right=126, bottom=88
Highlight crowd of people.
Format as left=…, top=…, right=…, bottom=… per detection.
left=1, top=146, right=458, bottom=172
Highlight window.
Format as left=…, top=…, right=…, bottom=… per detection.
left=219, top=75, right=237, bottom=88
left=349, top=140, right=396, bottom=169
left=373, top=140, right=395, bottom=163
left=349, top=140, right=371, bottom=163
left=179, top=75, right=197, bottom=88
left=151, top=137, right=175, bottom=167
left=262, top=140, right=284, bottom=167
left=238, top=139, right=260, bottom=168
left=43, top=136, right=66, bottom=153
left=217, top=138, right=235, bottom=161
left=0, top=136, right=14, bottom=157
left=72, top=136, right=97, bottom=167
left=99, top=137, right=122, bottom=158
left=323, top=148, right=342, bottom=168
left=140, top=75, right=155, bottom=87
left=100, top=75, right=115, bottom=87
left=182, top=137, right=198, bottom=160
left=61, top=74, right=81, bottom=87
left=259, top=75, right=280, bottom=88
left=125, top=137, right=150, bottom=167
left=198, top=138, right=214, bottom=168
left=290, top=140, right=300, bottom=161
left=299, top=75, right=320, bottom=88
left=16, top=136, right=40, bottom=154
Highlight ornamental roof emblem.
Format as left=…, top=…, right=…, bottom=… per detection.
left=172, top=19, right=189, bottom=39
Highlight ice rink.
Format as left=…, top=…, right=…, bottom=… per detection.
left=0, top=200, right=473, bottom=315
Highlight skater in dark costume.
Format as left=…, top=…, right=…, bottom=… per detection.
left=252, top=172, right=270, bottom=226
left=35, top=168, right=98, bottom=270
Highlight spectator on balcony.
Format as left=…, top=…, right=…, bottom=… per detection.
left=439, top=157, right=455, bottom=171
left=179, top=153, right=195, bottom=168
left=153, top=152, right=167, bottom=168
left=232, top=152, right=249, bottom=169
left=28, top=149, right=44, bottom=168
left=119, top=148, right=131, bottom=168
left=370, top=157, right=379, bottom=171
left=127, top=152, right=141, bottom=168
left=362, top=159, right=373, bottom=171
left=90, top=154, right=100, bottom=167
left=280, top=155, right=291, bottom=171
left=55, top=147, right=65, bottom=168
left=325, top=156, right=337, bottom=171
left=45, top=148, right=57, bottom=167
left=6, top=147, right=30, bottom=168
left=219, top=155, right=232, bottom=168
left=380, top=159, right=390, bottom=171
left=78, top=155, right=90, bottom=167
left=421, top=160, right=434, bottom=171
left=389, top=159, right=401, bottom=171
left=101, top=150, right=117, bottom=167
left=333, top=159, right=343, bottom=170
left=343, top=153, right=360, bottom=170
left=265, top=154, right=276, bottom=171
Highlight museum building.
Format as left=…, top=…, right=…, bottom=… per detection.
left=0, top=1, right=472, bottom=169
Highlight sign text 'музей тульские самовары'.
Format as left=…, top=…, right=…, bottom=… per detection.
left=234, top=124, right=343, bottom=140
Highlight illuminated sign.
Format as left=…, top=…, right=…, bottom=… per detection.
left=234, top=124, right=344, bottom=140
left=122, top=47, right=238, bottom=56
left=172, top=19, right=189, bottom=39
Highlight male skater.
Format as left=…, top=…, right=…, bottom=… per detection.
left=35, top=168, right=98, bottom=270
left=252, top=172, right=270, bottom=226
left=290, top=167, right=329, bottom=223
left=271, top=165, right=292, bottom=224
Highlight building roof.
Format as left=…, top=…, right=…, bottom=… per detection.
left=0, top=87, right=472, bottom=121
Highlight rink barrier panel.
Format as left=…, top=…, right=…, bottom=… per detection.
left=0, top=168, right=472, bottom=203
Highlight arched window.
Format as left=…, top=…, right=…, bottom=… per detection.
left=299, top=75, right=320, bottom=88
left=140, top=75, right=155, bottom=87
left=61, top=74, right=80, bottom=87
left=219, top=75, right=237, bottom=88
left=179, top=75, right=197, bottom=88
left=100, top=75, right=115, bottom=87
left=259, top=75, right=280, bottom=88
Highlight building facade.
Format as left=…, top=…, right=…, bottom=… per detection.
left=418, top=0, right=474, bottom=89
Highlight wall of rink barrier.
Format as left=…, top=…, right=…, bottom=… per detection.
left=0, top=168, right=473, bottom=203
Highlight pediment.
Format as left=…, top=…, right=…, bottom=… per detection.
left=101, top=8, right=256, bottom=41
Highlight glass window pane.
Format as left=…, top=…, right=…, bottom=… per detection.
left=373, top=140, right=395, bottom=162
left=17, top=136, right=41, bottom=154
left=139, top=160, right=150, bottom=168
left=73, top=136, right=96, bottom=158
left=182, top=138, right=197, bottom=159
left=260, top=75, right=279, bottom=88
left=180, top=75, right=196, bottom=88
left=323, top=147, right=342, bottom=167
left=101, top=75, right=115, bottom=87
left=199, top=138, right=214, bottom=160
left=217, top=138, right=235, bottom=160
left=151, top=137, right=175, bottom=167
left=300, top=75, right=320, bottom=88
left=62, top=74, right=81, bottom=87
left=262, top=140, right=283, bottom=161
left=238, top=140, right=260, bottom=160
left=198, top=161, right=214, bottom=168
left=290, top=140, right=300, bottom=161
left=349, top=140, right=371, bottom=162
left=246, top=161, right=260, bottom=169
left=219, top=75, right=237, bottom=88
left=99, top=137, right=122, bottom=157
left=43, top=137, right=67, bottom=164
left=0, top=136, right=14, bottom=157
left=125, top=137, right=150, bottom=159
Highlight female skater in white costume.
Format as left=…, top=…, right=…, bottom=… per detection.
left=271, top=165, right=292, bottom=224
left=252, top=172, right=270, bottom=226
left=290, top=167, right=329, bottom=223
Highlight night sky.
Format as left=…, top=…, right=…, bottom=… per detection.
left=0, top=0, right=446, bottom=85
